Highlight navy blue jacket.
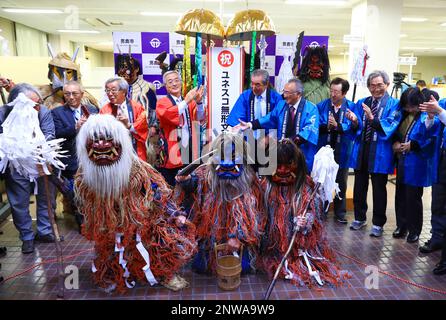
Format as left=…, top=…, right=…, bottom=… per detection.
left=51, top=104, right=98, bottom=172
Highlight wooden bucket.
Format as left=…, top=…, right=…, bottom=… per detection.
left=214, top=243, right=243, bottom=291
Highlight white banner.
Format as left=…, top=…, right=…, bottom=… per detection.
left=207, top=47, right=244, bottom=136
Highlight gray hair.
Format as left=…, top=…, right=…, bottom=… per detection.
left=287, top=78, right=304, bottom=94
left=7, top=83, right=42, bottom=104
left=63, top=80, right=84, bottom=93
left=367, top=70, right=390, bottom=86
left=162, top=70, right=181, bottom=84
left=105, top=77, right=128, bottom=92
left=251, top=69, right=270, bottom=85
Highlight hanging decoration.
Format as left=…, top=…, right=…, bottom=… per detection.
left=258, top=34, right=267, bottom=70
left=350, top=45, right=369, bottom=102
left=250, top=31, right=257, bottom=76
left=175, top=8, right=225, bottom=94
left=225, top=9, right=275, bottom=41
left=182, top=35, right=192, bottom=95
left=225, top=9, right=275, bottom=84
left=194, top=32, right=202, bottom=88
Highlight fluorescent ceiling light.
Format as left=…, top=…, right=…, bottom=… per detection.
left=401, top=46, right=430, bottom=50
left=434, top=48, right=446, bottom=50
left=440, top=22, right=446, bottom=27
left=285, top=0, right=347, bottom=5
left=400, top=34, right=408, bottom=38
left=2, top=8, right=63, bottom=14
left=401, top=17, right=427, bottom=22
left=57, top=29, right=100, bottom=34
left=181, top=0, right=237, bottom=2
left=140, top=12, right=182, bottom=17
left=97, top=41, right=113, bottom=46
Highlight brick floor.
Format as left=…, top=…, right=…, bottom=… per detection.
left=1, top=183, right=446, bottom=300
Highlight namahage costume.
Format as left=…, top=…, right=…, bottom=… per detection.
left=175, top=132, right=265, bottom=274
left=74, top=114, right=197, bottom=292
left=298, top=46, right=331, bottom=105
left=259, top=139, right=349, bottom=287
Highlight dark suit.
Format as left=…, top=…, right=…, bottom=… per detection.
left=51, top=104, right=98, bottom=177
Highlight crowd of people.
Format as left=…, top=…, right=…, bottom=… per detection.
left=1, top=53, right=446, bottom=292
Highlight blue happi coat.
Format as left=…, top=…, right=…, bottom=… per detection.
left=396, top=112, right=440, bottom=187
left=431, top=98, right=446, bottom=184
left=349, top=93, right=402, bottom=174
left=256, top=98, right=319, bottom=172
left=226, top=88, right=283, bottom=126
left=317, top=97, right=356, bottom=168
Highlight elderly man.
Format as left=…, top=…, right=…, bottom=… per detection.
left=100, top=77, right=148, bottom=161
left=156, top=71, right=205, bottom=186
left=0, top=84, right=56, bottom=254
left=238, top=78, right=319, bottom=172
left=346, top=70, right=401, bottom=237
left=317, top=77, right=356, bottom=224
left=226, top=69, right=282, bottom=131
left=51, top=80, right=98, bottom=230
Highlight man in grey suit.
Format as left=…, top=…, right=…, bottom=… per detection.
left=0, top=83, right=56, bottom=254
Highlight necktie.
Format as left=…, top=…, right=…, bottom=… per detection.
left=127, top=85, right=132, bottom=100
left=289, top=105, right=296, bottom=124
left=177, top=97, right=189, bottom=148
left=365, top=99, right=379, bottom=142
left=255, top=95, right=263, bottom=120
left=73, top=109, right=80, bottom=123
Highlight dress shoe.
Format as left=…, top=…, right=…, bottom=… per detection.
left=406, top=233, right=419, bottom=243
left=433, top=261, right=446, bottom=275
left=335, top=215, right=348, bottom=224
left=34, top=233, right=55, bottom=243
left=21, top=240, right=34, bottom=254
left=419, top=240, right=443, bottom=254
left=392, top=227, right=407, bottom=239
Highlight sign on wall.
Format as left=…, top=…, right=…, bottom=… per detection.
left=207, top=47, right=244, bottom=135
left=112, top=32, right=329, bottom=95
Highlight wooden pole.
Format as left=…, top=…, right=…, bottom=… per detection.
left=43, top=175, right=65, bottom=299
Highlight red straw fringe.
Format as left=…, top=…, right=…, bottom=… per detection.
left=75, top=160, right=197, bottom=292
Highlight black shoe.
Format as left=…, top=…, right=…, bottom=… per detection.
left=74, top=213, right=84, bottom=234
left=406, top=233, right=419, bottom=243
left=34, top=233, right=55, bottom=243
left=335, top=215, right=348, bottom=224
left=21, top=240, right=34, bottom=254
left=433, top=261, right=446, bottom=275
left=0, top=247, right=6, bottom=258
left=419, top=240, right=443, bottom=254
left=392, top=227, right=408, bottom=239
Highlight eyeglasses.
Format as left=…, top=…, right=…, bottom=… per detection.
left=105, top=88, right=120, bottom=94
left=251, top=82, right=265, bottom=88
left=166, top=79, right=181, bottom=85
left=330, top=89, right=342, bottom=94
left=63, top=91, right=81, bottom=97
left=369, top=83, right=386, bottom=89
left=283, top=90, right=298, bottom=95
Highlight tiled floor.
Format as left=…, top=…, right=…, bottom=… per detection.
left=0, top=178, right=446, bottom=300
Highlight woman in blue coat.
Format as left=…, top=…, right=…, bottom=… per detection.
left=393, top=88, right=440, bottom=243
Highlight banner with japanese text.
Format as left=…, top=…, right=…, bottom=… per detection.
left=207, top=47, right=244, bottom=135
